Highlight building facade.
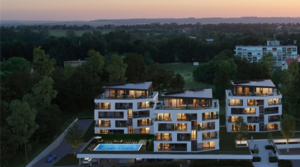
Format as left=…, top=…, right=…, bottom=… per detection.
left=225, top=79, right=282, bottom=132
left=235, top=40, right=298, bottom=67
left=153, top=89, right=220, bottom=152
left=94, top=82, right=158, bottom=135
left=94, top=82, right=220, bottom=152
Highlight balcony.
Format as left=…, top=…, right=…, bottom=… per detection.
left=133, top=111, right=150, bottom=118
left=95, top=103, right=110, bottom=110
left=231, top=108, right=256, bottom=115
left=268, top=116, right=280, bottom=122
left=265, top=108, right=279, bottom=114
left=227, top=90, right=281, bottom=97
left=115, top=121, right=128, bottom=127
left=202, top=136, right=218, bottom=141
left=96, top=91, right=158, bottom=100
left=202, top=115, right=219, bottom=121
left=95, top=123, right=111, bottom=127
left=137, top=120, right=152, bottom=127
left=158, top=144, right=187, bottom=151
left=228, top=100, right=243, bottom=106
left=138, top=102, right=154, bottom=109
left=98, top=112, right=124, bottom=118
left=155, top=117, right=172, bottom=121
left=155, top=137, right=172, bottom=141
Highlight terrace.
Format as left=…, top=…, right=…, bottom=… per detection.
left=96, top=90, right=158, bottom=100
left=133, top=110, right=150, bottom=118
left=158, top=99, right=219, bottom=110
left=98, top=112, right=124, bottom=118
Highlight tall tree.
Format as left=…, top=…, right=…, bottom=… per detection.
left=234, top=116, right=248, bottom=144
left=6, top=100, right=39, bottom=164
left=106, top=54, right=127, bottom=83
left=281, top=61, right=300, bottom=116
left=0, top=57, right=31, bottom=78
left=32, top=46, right=56, bottom=77
left=147, top=63, right=175, bottom=93
left=64, top=122, right=84, bottom=156
left=124, top=53, right=147, bottom=82
left=22, top=76, right=60, bottom=142
left=280, top=114, right=296, bottom=152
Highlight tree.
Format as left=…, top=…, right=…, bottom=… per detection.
left=6, top=100, right=39, bottom=164
left=281, top=61, right=300, bottom=116
left=106, top=54, right=127, bottom=83
left=124, top=53, right=147, bottom=82
left=0, top=57, right=31, bottom=78
left=147, top=63, right=175, bottom=93
left=235, top=116, right=248, bottom=144
left=280, top=114, right=296, bottom=152
left=170, top=73, right=185, bottom=90
left=64, top=122, right=84, bottom=156
left=22, top=76, right=60, bottom=142
left=32, top=47, right=56, bottom=77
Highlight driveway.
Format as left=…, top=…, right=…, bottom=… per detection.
left=31, top=119, right=93, bottom=167
left=248, top=139, right=278, bottom=167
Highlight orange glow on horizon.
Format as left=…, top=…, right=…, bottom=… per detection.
left=1, top=0, right=300, bottom=20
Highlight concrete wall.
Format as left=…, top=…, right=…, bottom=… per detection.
left=26, top=118, right=78, bottom=167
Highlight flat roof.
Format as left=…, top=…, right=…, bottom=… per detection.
left=102, top=82, right=152, bottom=90
left=231, top=79, right=275, bottom=87
left=162, top=89, right=212, bottom=99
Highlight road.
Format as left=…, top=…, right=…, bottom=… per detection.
left=31, top=119, right=93, bottom=167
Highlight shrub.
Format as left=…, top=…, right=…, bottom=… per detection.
left=265, top=145, right=276, bottom=153
left=253, top=144, right=259, bottom=154
left=252, top=156, right=261, bottom=162
left=278, top=160, right=292, bottom=167
left=269, top=156, right=278, bottom=163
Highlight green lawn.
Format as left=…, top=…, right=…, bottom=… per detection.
left=53, top=154, right=78, bottom=166
left=218, top=128, right=250, bottom=153
left=162, top=63, right=213, bottom=90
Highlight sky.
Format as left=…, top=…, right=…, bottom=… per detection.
left=1, top=0, right=300, bottom=21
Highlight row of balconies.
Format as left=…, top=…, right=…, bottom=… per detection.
left=95, top=102, right=154, bottom=110
left=154, top=131, right=218, bottom=142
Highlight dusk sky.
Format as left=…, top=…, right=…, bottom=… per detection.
left=2, top=0, right=300, bottom=21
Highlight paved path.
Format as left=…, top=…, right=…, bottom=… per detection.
left=31, top=119, right=93, bottom=167
left=248, top=139, right=278, bottom=167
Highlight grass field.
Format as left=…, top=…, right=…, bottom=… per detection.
left=162, top=63, right=213, bottom=90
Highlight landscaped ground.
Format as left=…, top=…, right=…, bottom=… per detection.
left=53, top=154, right=78, bottom=166
left=162, top=63, right=213, bottom=90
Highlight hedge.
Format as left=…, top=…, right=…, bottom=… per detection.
left=278, top=160, right=292, bottom=167
left=265, top=145, right=276, bottom=153
left=190, top=160, right=253, bottom=167
left=269, top=156, right=278, bottom=163
left=252, top=156, right=261, bottom=162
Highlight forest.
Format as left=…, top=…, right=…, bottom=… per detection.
left=1, top=23, right=300, bottom=166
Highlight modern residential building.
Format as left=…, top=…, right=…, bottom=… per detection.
left=94, top=82, right=158, bottom=135
left=235, top=40, right=298, bottom=67
left=225, top=79, right=282, bottom=132
left=153, top=89, right=220, bottom=152
left=94, top=82, right=220, bottom=152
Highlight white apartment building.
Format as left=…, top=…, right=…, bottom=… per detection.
left=94, top=83, right=220, bottom=152
left=235, top=40, right=298, bottom=67
left=94, top=82, right=158, bottom=135
left=153, top=89, right=220, bottom=152
left=225, top=79, right=282, bottom=132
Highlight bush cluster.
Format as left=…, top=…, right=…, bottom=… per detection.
left=252, top=156, right=261, bottom=162
left=265, top=145, right=276, bottom=153
left=190, top=160, right=253, bottom=167
left=278, top=160, right=292, bottom=167
left=269, top=156, right=278, bottom=163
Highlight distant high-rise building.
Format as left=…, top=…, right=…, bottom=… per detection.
left=235, top=40, right=298, bottom=67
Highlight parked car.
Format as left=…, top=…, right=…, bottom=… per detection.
left=46, top=155, right=58, bottom=162
left=82, top=158, right=92, bottom=164
left=92, top=158, right=98, bottom=164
